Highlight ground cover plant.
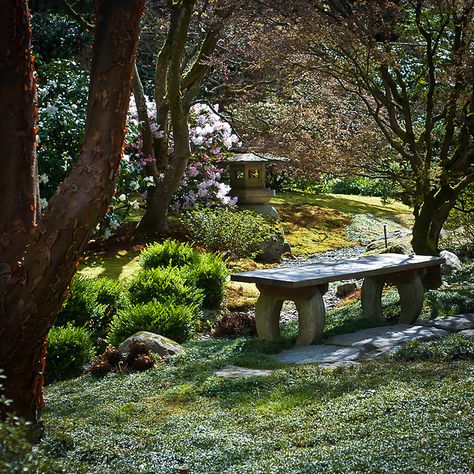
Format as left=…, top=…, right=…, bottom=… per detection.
left=32, top=260, right=474, bottom=472
left=35, top=336, right=474, bottom=473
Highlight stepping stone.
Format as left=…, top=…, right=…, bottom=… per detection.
left=417, top=314, right=474, bottom=332
left=214, top=365, right=274, bottom=379
left=274, top=345, right=361, bottom=365
left=319, top=360, right=362, bottom=369
left=326, top=324, right=448, bottom=352
left=458, top=329, right=474, bottom=338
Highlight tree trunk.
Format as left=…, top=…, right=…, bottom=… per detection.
left=411, top=183, right=461, bottom=288
left=0, top=1, right=39, bottom=264
left=0, top=0, right=144, bottom=424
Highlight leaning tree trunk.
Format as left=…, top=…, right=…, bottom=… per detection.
left=411, top=183, right=462, bottom=288
left=0, top=0, right=144, bottom=424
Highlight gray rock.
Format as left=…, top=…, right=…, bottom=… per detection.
left=118, top=331, right=184, bottom=357
left=258, top=232, right=286, bottom=263
left=214, top=365, right=274, bottom=378
left=440, top=250, right=462, bottom=275
left=336, top=282, right=357, bottom=298
left=326, top=324, right=448, bottom=352
left=418, top=314, right=474, bottom=332
left=274, top=345, right=361, bottom=365
left=458, top=329, right=474, bottom=338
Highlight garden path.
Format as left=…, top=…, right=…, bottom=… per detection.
left=215, top=314, right=474, bottom=378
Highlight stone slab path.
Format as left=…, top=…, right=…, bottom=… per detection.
left=275, top=345, right=361, bottom=365
left=213, top=314, right=474, bottom=378
left=215, top=366, right=274, bottom=379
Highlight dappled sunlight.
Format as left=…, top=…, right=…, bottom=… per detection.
left=78, top=249, right=141, bottom=281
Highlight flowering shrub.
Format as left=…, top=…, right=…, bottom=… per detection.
left=127, top=98, right=240, bottom=214
left=36, top=60, right=240, bottom=238
left=36, top=60, right=89, bottom=204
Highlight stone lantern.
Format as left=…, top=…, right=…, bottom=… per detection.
left=225, top=152, right=286, bottom=216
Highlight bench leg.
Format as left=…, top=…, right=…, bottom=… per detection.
left=396, top=271, right=424, bottom=324
left=294, top=288, right=325, bottom=346
left=255, top=292, right=284, bottom=342
left=361, top=276, right=384, bottom=320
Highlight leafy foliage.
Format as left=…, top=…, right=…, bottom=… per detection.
left=32, top=13, right=91, bottom=63
left=127, top=267, right=204, bottom=308
left=46, top=325, right=95, bottom=384
left=393, top=333, right=474, bottom=362
left=184, top=252, right=229, bottom=308
left=107, top=301, right=199, bottom=345
left=212, top=312, right=257, bottom=338
left=424, top=285, right=474, bottom=319
left=139, top=240, right=200, bottom=270
left=36, top=59, right=89, bottom=202
left=55, top=276, right=126, bottom=340
left=180, top=207, right=279, bottom=258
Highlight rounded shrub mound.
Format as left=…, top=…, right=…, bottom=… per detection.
left=128, top=267, right=203, bottom=307
left=107, top=301, right=199, bottom=346
left=46, top=324, right=95, bottom=384
left=139, top=239, right=200, bottom=270
left=55, top=276, right=127, bottom=340
left=184, top=252, right=229, bottom=308
left=179, top=207, right=278, bottom=258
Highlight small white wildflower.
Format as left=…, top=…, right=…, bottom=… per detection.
left=144, top=176, right=155, bottom=187
left=45, top=103, right=58, bottom=116
left=118, top=194, right=127, bottom=202
left=39, top=197, right=48, bottom=210
left=130, top=200, right=140, bottom=210
left=103, top=228, right=112, bottom=239
left=39, top=174, right=49, bottom=184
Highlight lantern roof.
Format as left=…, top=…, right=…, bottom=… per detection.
left=225, top=152, right=288, bottom=164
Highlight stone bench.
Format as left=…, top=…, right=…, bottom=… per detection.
left=231, top=253, right=445, bottom=347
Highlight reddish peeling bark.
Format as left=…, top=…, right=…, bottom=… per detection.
left=0, top=0, right=144, bottom=424
left=0, top=0, right=38, bottom=263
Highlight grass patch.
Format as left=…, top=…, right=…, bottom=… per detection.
left=226, top=281, right=259, bottom=311
left=270, top=193, right=412, bottom=255
left=271, top=192, right=412, bottom=223
left=78, top=249, right=141, bottom=281
left=275, top=203, right=353, bottom=254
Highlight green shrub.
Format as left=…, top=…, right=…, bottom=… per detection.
left=46, top=325, right=95, bottom=384
left=393, top=333, right=474, bottom=361
left=107, top=301, right=199, bottom=345
left=424, top=285, right=474, bottom=318
left=55, top=277, right=100, bottom=328
left=32, top=13, right=91, bottom=63
left=139, top=239, right=200, bottom=269
left=184, top=253, right=229, bottom=308
left=180, top=207, right=278, bottom=258
left=128, top=267, right=203, bottom=307
left=55, top=276, right=127, bottom=340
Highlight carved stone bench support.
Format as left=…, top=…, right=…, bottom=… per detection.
left=255, top=284, right=328, bottom=346
left=361, top=269, right=425, bottom=324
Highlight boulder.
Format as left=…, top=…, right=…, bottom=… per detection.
left=336, top=282, right=357, bottom=298
left=118, top=331, right=184, bottom=358
left=258, top=232, right=286, bottom=263
left=440, top=250, right=462, bottom=275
